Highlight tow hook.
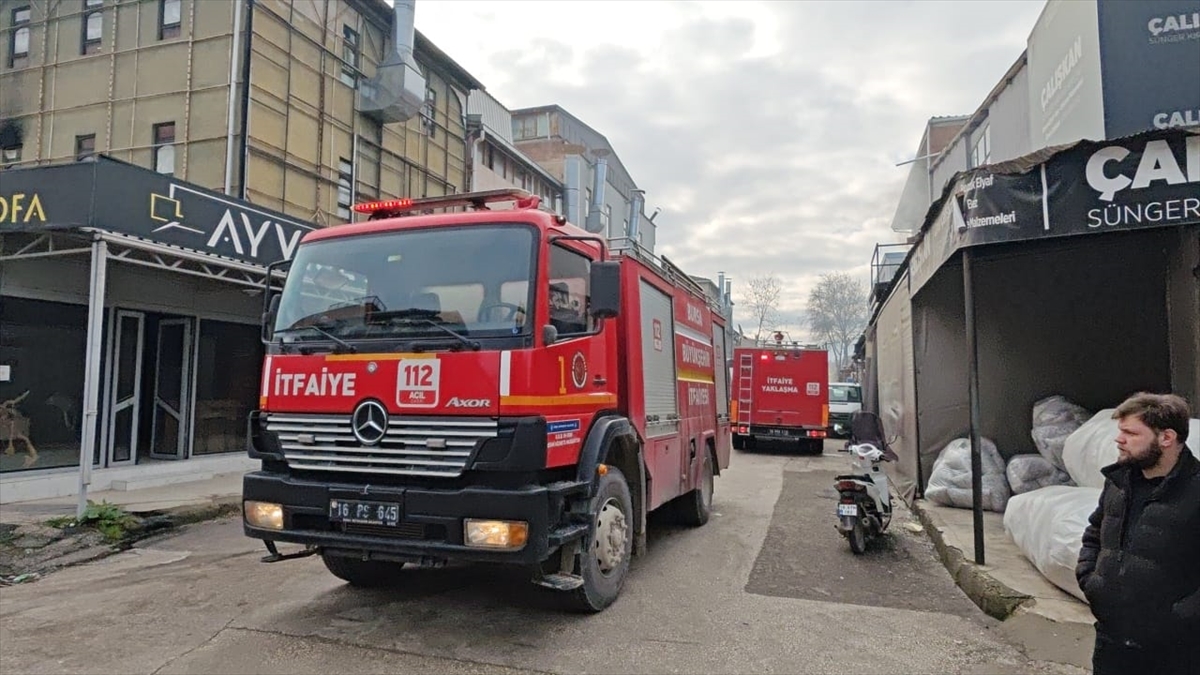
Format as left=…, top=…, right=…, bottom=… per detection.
left=261, top=540, right=318, bottom=563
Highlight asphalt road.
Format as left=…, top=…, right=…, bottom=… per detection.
left=0, top=441, right=1086, bottom=675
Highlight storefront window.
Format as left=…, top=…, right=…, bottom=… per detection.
left=192, top=320, right=262, bottom=455
left=0, top=297, right=88, bottom=473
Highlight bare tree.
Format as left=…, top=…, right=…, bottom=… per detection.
left=806, top=272, right=868, bottom=375
left=740, top=273, right=783, bottom=342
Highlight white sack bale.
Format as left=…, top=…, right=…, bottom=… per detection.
left=1003, top=485, right=1102, bottom=602
left=1030, top=395, right=1092, bottom=471
left=925, top=437, right=1011, bottom=513
left=1064, top=411, right=1200, bottom=489
left=1006, top=454, right=1073, bottom=495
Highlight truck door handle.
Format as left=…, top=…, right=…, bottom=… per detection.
left=593, top=376, right=607, bottom=386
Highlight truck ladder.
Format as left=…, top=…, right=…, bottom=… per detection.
left=737, top=353, right=754, bottom=427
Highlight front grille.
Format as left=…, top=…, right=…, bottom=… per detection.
left=266, top=412, right=498, bottom=478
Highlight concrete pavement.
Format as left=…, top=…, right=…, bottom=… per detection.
left=0, top=446, right=1096, bottom=671
left=0, top=446, right=1087, bottom=674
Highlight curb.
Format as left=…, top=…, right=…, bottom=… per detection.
left=1, top=498, right=241, bottom=584
left=139, top=496, right=242, bottom=527
left=909, top=499, right=1033, bottom=621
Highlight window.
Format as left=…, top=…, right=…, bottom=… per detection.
left=192, top=320, right=262, bottom=456
left=153, top=122, right=175, bottom=175
left=547, top=245, right=594, bottom=336
left=0, top=297, right=90, bottom=474
left=82, top=0, right=103, bottom=55
left=421, top=87, right=436, bottom=137
left=340, top=25, right=358, bottom=88
left=159, top=0, right=180, bottom=39
left=971, top=124, right=991, bottom=168
left=482, top=144, right=494, bottom=171
left=9, top=6, right=30, bottom=68
left=336, top=157, right=353, bottom=220
left=75, top=134, right=95, bottom=160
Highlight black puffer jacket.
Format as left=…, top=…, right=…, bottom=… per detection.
left=1076, top=447, right=1200, bottom=647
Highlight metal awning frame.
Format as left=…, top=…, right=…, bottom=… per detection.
left=0, top=228, right=287, bottom=289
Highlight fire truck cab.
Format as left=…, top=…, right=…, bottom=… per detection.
left=242, top=189, right=731, bottom=612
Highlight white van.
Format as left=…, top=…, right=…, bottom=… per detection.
left=828, top=382, right=862, bottom=437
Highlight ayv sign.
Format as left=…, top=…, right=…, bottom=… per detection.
left=146, top=182, right=312, bottom=262
left=0, top=157, right=316, bottom=266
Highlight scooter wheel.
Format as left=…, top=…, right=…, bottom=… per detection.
left=848, top=519, right=867, bottom=555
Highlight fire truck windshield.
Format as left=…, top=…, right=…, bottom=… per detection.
left=272, top=225, right=536, bottom=346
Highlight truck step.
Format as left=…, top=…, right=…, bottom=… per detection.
left=533, top=573, right=585, bottom=591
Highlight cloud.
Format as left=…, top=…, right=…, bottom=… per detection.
left=414, top=0, right=1045, bottom=336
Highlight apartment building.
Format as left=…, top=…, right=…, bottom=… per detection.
left=465, top=89, right=564, bottom=213
left=0, top=0, right=483, bottom=500
left=511, top=104, right=657, bottom=253
left=0, top=0, right=480, bottom=222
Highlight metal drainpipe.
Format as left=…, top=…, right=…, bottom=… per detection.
left=237, top=0, right=255, bottom=200
left=224, top=0, right=245, bottom=195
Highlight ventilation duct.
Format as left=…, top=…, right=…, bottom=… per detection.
left=628, top=188, right=645, bottom=241
left=358, top=0, right=426, bottom=125
left=583, top=155, right=608, bottom=234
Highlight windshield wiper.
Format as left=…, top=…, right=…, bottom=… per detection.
left=371, top=309, right=481, bottom=351
left=275, top=324, right=357, bottom=353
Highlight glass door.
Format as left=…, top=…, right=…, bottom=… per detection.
left=150, top=318, right=194, bottom=460
left=105, top=311, right=145, bottom=466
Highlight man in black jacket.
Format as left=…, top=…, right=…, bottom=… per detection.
left=1076, top=392, right=1199, bottom=675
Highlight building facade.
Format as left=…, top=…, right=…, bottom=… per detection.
left=0, top=0, right=484, bottom=500
left=465, top=89, right=564, bottom=213
left=510, top=105, right=658, bottom=253
left=0, top=0, right=480, bottom=224
left=886, top=0, right=1200, bottom=237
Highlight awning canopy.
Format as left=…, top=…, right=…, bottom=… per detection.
left=0, top=155, right=317, bottom=274
left=904, top=127, right=1200, bottom=295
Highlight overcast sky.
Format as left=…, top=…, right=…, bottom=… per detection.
left=414, top=0, right=1047, bottom=338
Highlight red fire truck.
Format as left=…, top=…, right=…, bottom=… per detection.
left=731, top=336, right=829, bottom=454
left=242, top=189, right=732, bottom=612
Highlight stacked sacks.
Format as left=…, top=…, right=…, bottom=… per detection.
left=925, top=437, right=1011, bottom=513
left=1030, top=395, right=1092, bottom=471
left=1006, top=454, right=1073, bottom=495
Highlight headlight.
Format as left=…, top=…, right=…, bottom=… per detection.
left=244, top=500, right=284, bottom=530
left=464, top=519, right=528, bottom=549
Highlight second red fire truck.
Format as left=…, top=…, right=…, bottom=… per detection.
left=731, top=337, right=829, bottom=454
left=242, top=189, right=732, bottom=612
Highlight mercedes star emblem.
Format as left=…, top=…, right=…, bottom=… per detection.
left=351, top=400, right=388, bottom=446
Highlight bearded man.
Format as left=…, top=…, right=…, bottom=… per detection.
left=1076, top=392, right=1199, bottom=675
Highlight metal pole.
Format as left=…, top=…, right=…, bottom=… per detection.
left=78, top=238, right=108, bottom=518
left=962, top=249, right=985, bottom=565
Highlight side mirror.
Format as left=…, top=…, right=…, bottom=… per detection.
left=589, top=261, right=621, bottom=319
left=542, top=324, right=558, bottom=346
left=261, top=292, right=281, bottom=343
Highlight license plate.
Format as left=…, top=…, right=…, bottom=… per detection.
left=837, top=503, right=858, bottom=517
left=329, top=499, right=401, bottom=527
left=769, top=429, right=790, bottom=436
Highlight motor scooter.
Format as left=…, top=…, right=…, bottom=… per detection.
left=834, top=411, right=898, bottom=554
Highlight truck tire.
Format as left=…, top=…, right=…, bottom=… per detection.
left=321, top=551, right=404, bottom=588
left=676, top=448, right=714, bottom=527
left=563, top=466, right=633, bottom=613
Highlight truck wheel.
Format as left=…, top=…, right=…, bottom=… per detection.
left=677, top=449, right=714, bottom=527
left=564, top=466, right=633, bottom=613
left=321, top=551, right=404, bottom=588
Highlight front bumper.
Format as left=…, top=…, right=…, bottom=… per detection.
left=242, top=471, right=588, bottom=566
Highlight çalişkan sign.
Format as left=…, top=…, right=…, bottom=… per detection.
left=910, top=128, right=1200, bottom=294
